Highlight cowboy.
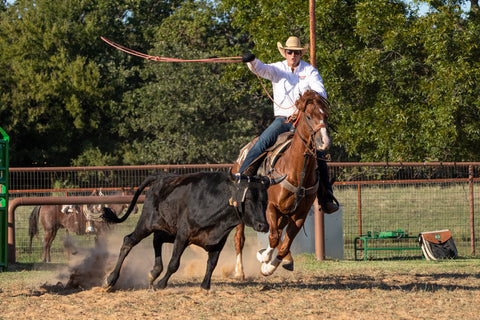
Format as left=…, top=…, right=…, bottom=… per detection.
left=239, top=36, right=338, bottom=213
left=61, top=204, right=75, bottom=214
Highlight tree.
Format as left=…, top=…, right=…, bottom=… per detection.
left=115, top=0, right=264, bottom=164
left=0, top=0, right=108, bottom=165
left=0, top=0, right=180, bottom=166
left=220, top=0, right=480, bottom=162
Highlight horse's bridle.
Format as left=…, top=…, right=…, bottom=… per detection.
left=276, top=108, right=327, bottom=214
left=292, top=108, right=328, bottom=157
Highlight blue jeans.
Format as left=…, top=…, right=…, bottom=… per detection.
left=238, top=117, right=293, bottom=174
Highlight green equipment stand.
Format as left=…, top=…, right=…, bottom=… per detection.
left=0, top=127, right=9, bottom=271
left=354, top=229, right=422, bottom=261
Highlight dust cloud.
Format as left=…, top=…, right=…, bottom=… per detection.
left=50, top=229, right=266, bottom=290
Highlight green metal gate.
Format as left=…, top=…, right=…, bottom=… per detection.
left=0, top=127, right=9, bottom=271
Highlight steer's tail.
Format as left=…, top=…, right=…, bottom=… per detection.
left=28, top=206, right=41, bottom=253
left=102, top=175, right=157, bottom=224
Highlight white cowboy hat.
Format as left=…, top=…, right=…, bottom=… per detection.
left=277, top=36, right=309, bottom=58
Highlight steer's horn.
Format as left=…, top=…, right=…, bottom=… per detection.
left=263, top=174, right=287, bottom=187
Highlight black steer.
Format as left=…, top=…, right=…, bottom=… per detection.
left=102, top=171, right=284, bottom=290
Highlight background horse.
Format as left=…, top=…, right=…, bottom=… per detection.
left=232, top=90, right=331, bottom=278
left=28, top=188, right=136, bottom=262
left=28, top=204, right=95, bottom=262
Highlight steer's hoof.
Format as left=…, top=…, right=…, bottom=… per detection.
left=102, top=273, right=117, bottom=292
left=102, top=282, right=114, bottom=292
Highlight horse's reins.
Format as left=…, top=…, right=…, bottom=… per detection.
left=286, top=111, right=325, bottom=214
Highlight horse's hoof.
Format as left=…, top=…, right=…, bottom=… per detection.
left=260, top=257, right=282, bottom=276
left=282, top=260, right=294, bottom=271
left=256, top=248, right=273, bottom=263
left=256, top=249, right=266, bottom=262
left=234, top=272, right=245, bottom=280
left=260, top=262, right=276, bottom=276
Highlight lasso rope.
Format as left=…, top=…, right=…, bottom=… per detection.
left=101, top=36, right=296, bottom=111
left=101, top=37, right=242, bottom=63
left=249, top=62, right=296, bottom=111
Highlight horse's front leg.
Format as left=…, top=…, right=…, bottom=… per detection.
left=261, top=216, right=303, bottom=276
left=257, top=205, right=281, bottom=265
left=234, top=223, right=245, bottom=280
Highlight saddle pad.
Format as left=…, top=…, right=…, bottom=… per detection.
left=419, top=229, right=458, bottom=260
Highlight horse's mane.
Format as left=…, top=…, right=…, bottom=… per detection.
left=295, top=90, right=330, bottom=116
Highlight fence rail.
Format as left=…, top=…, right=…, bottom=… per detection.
left=7, top=163, right=480, bottom=261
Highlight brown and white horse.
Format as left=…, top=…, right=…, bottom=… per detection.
left=28, top=188, right=136, bottom=262
left=232, top=90, right=331, bottom=277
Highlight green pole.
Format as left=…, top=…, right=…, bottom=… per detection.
left=0, top=127, right=9, bottom=271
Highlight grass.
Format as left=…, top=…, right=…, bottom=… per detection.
left=337, top=182, right=479, bottom=259
left=296, top=253, right=480, bottom=274
left=3, top=254, right=480, bottom=286
left=2, top=254, right=480, bottom=319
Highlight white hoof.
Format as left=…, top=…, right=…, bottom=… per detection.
left=234, top=255, right=245, bottom=280
left=256, top=247, right=274, bottom=263
left=260, top=257, right=282, bottom=276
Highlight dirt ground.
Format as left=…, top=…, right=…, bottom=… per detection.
left=2, top=235, right=480, bottom=320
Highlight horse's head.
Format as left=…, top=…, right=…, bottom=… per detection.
left=84, top=189, right=106, bottom=234
left=295, top=90, right=331, bottom=152
left=87, top=189, right=105, bottom=214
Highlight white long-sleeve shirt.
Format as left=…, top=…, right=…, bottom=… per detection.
left=247, top=59, right=327, bottom=117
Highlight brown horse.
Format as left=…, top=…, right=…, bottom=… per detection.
left=232, top=90, right=331, bottom=278
left=28, top=188, right=136, bottom=262
left=28, top=204, right=95, bottom=262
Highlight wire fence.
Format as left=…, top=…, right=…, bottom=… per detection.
left=7, top=163, right=480, bottom=262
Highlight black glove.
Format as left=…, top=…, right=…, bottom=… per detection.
left=242, top=53, right=255, bottom=63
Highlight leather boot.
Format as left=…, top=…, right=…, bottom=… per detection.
left=316, top=156, right=339, bottom=214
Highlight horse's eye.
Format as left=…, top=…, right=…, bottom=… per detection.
left=306, top=115, right=312, bottom=120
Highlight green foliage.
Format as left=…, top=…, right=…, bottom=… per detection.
left=1, top=0, right=480, bottom=166
left=116, top=0, right=263, bottom=164
left=222, top=0, right=480, bottom=162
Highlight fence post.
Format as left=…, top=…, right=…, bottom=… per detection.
left=0, top=127, right=9, bottom=270
left=357, top=184, right=362, bottom=236
left=314, top=201, right=325, bottom=261
left=469, top=165, right=475, bottom=255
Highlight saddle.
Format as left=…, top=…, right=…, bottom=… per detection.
left=236, top=131, right=319, bottom=213
left=237, top=131, right=294, bottom=177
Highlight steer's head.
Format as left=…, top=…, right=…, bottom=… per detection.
left=229, top=172, right=286, bottom=232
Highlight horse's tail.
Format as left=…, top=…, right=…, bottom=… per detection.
left=102, top=175, right=156, bottom=224
left=29, top=206, right=41, bottom=252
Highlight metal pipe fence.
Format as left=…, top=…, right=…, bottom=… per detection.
left=8, top=163, right=480, bottom=261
